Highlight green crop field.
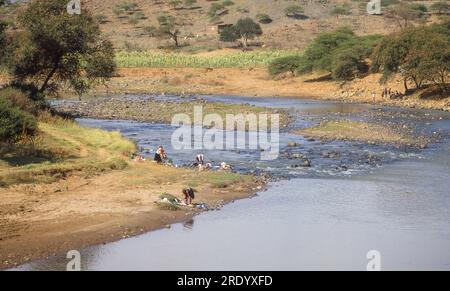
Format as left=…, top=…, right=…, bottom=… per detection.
left=115, top=50, right=303, bottom=68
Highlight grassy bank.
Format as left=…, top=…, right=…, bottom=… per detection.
left=0, top=115, right=136, bottom=187
left=294, top=120, right=429, bottom=147
left=116, top=50, right=302, bottom=68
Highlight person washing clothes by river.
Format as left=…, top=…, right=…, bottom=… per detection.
left=196, top=154, right=205, bottom=165
left=198, top=163, right=212, bottom=172
left=220, top=162, right=233, bottom=171
left=154, top=145, right=168, bottom=164
left=182, top=187, right=196, bottom=205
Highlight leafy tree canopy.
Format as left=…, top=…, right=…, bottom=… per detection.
left=219, top=18, right=262, bottom=48
left=371, top=24, right=450, bottom=94
left=269, top=28, right=382, bottom=80
left=9, top=0, right=116, bottom=96
left=157, top=15, right=182, bottom=47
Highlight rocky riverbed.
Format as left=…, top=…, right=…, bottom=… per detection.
left=52, top=95, right=293, bottom=129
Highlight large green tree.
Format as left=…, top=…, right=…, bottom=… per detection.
left=11, top=0, right=116, bottom=95
left=371, top=25, right=450, bottom=95
left=220, top=18, right=262, bottom=48
left=268, top=28, right=380, bottom=80
left=300, top=27, right=379, bottom=78
left=303, top=27, right=356, bottom=72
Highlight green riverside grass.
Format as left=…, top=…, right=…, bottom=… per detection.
left=116, top=50, right=303, bottom=68
left=0, top=118, right=136, bottom=186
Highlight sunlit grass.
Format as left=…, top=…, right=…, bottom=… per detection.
left=294, top=120, right=428, bottom=146
left=0, top=117, right=136, bottom=186
left=198, top=172, right=253, bottom=189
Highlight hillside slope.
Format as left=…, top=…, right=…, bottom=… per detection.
left=3, top=0, right=443, bottom=51
left=90, top=0, right=395, bottom=50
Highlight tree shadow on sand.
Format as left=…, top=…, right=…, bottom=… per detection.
left=287, top=14, right=310, bottom=20
left=417, top=84, right=450, bottom=100
left=304, top=74, right=333, bottom=83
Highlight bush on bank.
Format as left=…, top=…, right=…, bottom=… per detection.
left=268, top=27, right=382, bottom=80
left=0, top=94, right=37, bottom=143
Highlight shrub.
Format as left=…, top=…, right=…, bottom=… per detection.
left=330, top=5, right=351, bottom=17
left=185, top=0, right=197, bottom=7
left=332, top=59, right=358, bottom=80
left=284, top=5, right=304, bottom=17
left=209, top=3, right=225, bottom=17
left=0, top=97, right=37, bottom=143
left=296, top=57, right=314, bottom=75
left=9, top=82, right=45, bottom=103
left=410, top=3, right=428, bottom=14
left=256, top=13, right=273, bottom=24
left=119, top=2, right=138, bottom=13
left=95, top=14, right=108, bottom=24
left=304, top=27, right=356, bottom=72
left=169, top=0, right=182, bottom=8
left=298, top=27, right=381, bottom=79
left=430, top=1, right=450, bottom=14
left=0, top=87, right=39, bottom=115
left=143, top=25, right=158, bottom=37
left=331, top=42, right=372, bottom=79
left=268, top=55, right=303, bottom=76
left=222, top=0, right=234, bottom=7
left=134, top=12, right=146, bottom=20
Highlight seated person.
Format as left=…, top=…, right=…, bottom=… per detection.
left=220, top=162, right=232, bottom=171
left=154, top=146, right=167, bottom=164
left=134, top=154, right=145, bottom=162
left=198, top=162, right=212, bottom=172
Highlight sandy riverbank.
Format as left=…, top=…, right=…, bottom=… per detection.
left=0, top=161, right=264, bottom=270
left=0, top=115, right=265, bottom=270
left=83, top=68, right=449, bottom=112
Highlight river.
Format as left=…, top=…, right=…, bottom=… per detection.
left=14, top=96, right=450, bottom=271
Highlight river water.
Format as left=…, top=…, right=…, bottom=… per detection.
left=15, top=96, right=450, bottom=271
